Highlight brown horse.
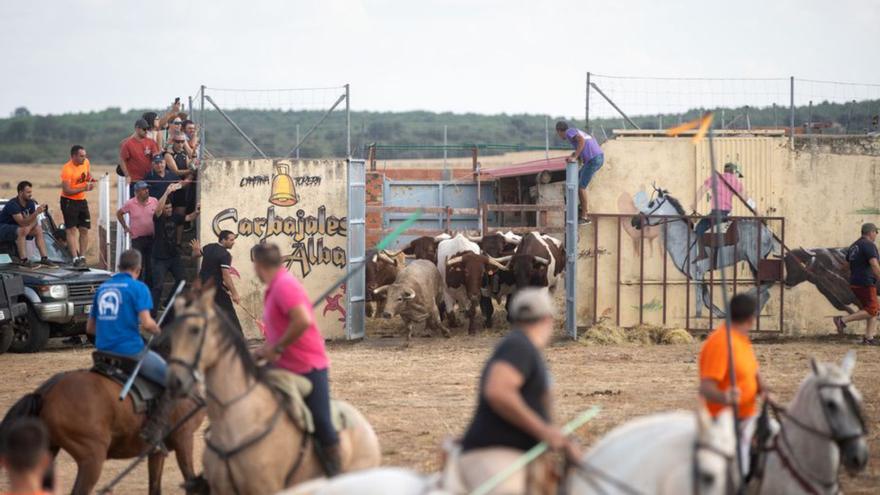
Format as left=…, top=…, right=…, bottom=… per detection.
left=0, top=357, right=206, bottom=495
left=166, top=287, right=382, bottom=494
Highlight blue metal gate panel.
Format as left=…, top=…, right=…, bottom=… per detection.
left=382, top=180, right=495, bottom=249
left=346, top=159, right=366, bottom=340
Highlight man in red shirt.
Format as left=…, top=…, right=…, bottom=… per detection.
left=120, top=119, right=160, bottom=187
left=251, top=243, right=340, bottom=476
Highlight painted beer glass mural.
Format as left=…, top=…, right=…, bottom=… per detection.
left=200, top=159, right=348, bottom=338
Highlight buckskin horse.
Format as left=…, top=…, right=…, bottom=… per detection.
left=166, top=287, right=381, bottom=494
left=0, top=345, right=205, bottom=495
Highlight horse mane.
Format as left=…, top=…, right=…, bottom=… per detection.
left=661, top=193, right=693, bottom=227
left=211, top=303, right=264, bottom=381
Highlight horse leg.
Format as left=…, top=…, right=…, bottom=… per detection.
left=480, top=295, right=494, bottom=328
left=71, top=449, right=107, bottom=495
left=694, top=281, right=704, bottom=318
left=148, top=452, right=166, bottom=495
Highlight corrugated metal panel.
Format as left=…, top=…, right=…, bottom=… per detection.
left=694, top=137, right=780, bottom=216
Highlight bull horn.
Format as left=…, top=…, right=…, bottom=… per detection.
left=377, top=251, right=396, bottom=265
left=466, top=234, right=483, bottom=242
left=382, top=249, right=402, bottom=257
left=802, top=247, right=816, bottom=257
left=371, top=253, right=378, bottom=263
left=434, top=233, right=451, bottom=241
left=486, top=256, right=511, bottom=271
left=373, top=285, right=389, bottom=295
left=447, top=256, right=464, bottom=266
left=402, top=288, right=416, bottom=300
left=534, top=256, right=550, bottom=266
left=504, top=232, right=522, bottom=244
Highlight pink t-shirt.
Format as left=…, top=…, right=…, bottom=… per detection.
left=704, top=172, right=744, bottom=211
left=119, top=197, right=159, bottom=239
left=263, top=269, right=330, bottom=374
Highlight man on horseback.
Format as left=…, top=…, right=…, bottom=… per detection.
left=459, top=287, right=580, bottom=493
left=250, top=243, right=341, bottom=476
left=87, top=248, right=171, bottom=445
left=692, top=163, right=751, bottom=262
left=699, top=293, right=767, bottom=476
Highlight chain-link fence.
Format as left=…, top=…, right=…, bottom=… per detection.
left=585, top=73, right=880, bottom=136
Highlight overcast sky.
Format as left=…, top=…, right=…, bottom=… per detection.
left=2, top=0, right=878, bottom=118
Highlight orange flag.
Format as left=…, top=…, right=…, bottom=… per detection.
left=666, top=112, right=714, bottom=143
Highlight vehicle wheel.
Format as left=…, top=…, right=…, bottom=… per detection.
left=10, top=306, right=51, bottom=353
left=0, top=325, right=13, bottom=354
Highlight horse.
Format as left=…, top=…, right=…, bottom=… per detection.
left=279, top=467, right=449, bottom=495
left=632, top=187, right=778, bottom=317
left=0, top=355, right=205, bottom=495
left=568, top=408, right=739, bottom=495
left=165, top=287, right=382, bottom=494
left=748, top=351, right=868, bottom=494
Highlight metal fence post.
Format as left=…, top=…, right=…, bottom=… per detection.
left=544, top=116, right=549, bottom=160
left=345, top=83, right=351, bottom=158
left=346, top=158, right=366, bottom=339
left=789, top=76, right=795, bottom=150
left=565, top=160, right=578, bottom=339
left=199, top=85, right=206, bottom=162
left=585, top=71, right=591, bottom=133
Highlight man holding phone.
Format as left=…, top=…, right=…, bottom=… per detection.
left=60, top=144, right=94, bottom=267
left=0, top=181, right=54, bottom=266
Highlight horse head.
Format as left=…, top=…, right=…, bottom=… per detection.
left=631, top=188, right=686, bottom=230
left=798, top=351, right=869, bottom=475
left=694, top=407, right=740, bottom=495
left=166, top=285, right=227, bottom=398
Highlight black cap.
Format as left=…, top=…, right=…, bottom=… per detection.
left=861, top=223, right=878, bottom=235
left=135, top=118, right=150, bottom=130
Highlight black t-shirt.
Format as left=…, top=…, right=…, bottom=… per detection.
left=199, top=243, right=232, bottom=289
left=0, top=198, right=36, bottom=225
left=461, top=330, right=549, bottom=452
left=848, top=237, right=879, bottom=286
left=152, top=213, right=184, bottom=260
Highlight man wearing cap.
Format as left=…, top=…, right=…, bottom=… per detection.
left=120, top=119, right=161, bottom=188
left=834, top=223, right=880, bottom=345
left=144, top=152, right=180, bottom=200
left=692, top=163, right=750, bottom=262
left=556, top=121, right=604, bottom=224
left=60, top=144, right=94, bottom=267
left=116, top=181, right=160, bottom=288
left=458, top=287, right=580, bottom=494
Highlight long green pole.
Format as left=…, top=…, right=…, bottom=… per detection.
left=470, top=406, right=601, bottom=495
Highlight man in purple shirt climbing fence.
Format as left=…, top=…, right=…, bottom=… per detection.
left=556, top=121, right=604, bottom=224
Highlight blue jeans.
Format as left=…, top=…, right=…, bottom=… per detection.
left=139, top=350, right=168, bottom=386
left=303, top=368, right=339, bottom=447
left=578, top=154, right=604, bottom=188
left=695, top=209, right=730, bottom=237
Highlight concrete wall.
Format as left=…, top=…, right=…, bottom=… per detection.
left=200, top=159, right=349, bottom=339
left=576, top=135, right=880, bottom=335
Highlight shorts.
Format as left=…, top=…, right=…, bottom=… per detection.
left=60, top=197, right=91, bottom=229
left=170, top=187, right=187, bottom=209
left=0, top=223, right=20, bottom=242
left=851, top=286, right=879, bottom=316
left=578, top=154, right=604, bottom=189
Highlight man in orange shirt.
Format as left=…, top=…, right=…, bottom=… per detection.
left=699, top=293, right=767, bottom=476
left=0, top=418, right=56, bottom=495
left=60, top=145, right=94, bottom=267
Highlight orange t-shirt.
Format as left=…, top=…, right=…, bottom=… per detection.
left=60, top=158, right=91, bottom=200
left=699, top=324, right=759, bottom=418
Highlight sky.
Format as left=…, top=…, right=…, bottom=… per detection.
left=1, top=0, right=879, bottom=118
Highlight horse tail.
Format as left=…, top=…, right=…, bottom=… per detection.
left=0, top=372, right=66, bottom=438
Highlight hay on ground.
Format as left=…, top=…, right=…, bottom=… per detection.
left=580, top=322, right=695, bottom=345
left=580, top=321, right=627, bottom=345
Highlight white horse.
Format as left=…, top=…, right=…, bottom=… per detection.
left=568, top=408, right=739, bottom=495
left=277, top=467, right=449, bottom=495
left=747, top=351, right=868, bottom=494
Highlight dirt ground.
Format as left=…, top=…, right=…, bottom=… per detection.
left=0, top=325, right=877, bottom=494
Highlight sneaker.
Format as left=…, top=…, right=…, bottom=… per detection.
left=861, top=337, right=880, bottom=346
left=833, top=316, right=847, bottom=335
left=73, top=257, right=87, bottom=268
left=40, top=257, right=56, bottom=267
left=15, top=257, right=34, bottom=268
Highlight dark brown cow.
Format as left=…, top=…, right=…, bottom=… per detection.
left=401, top=234, right=449, bottom=264
left=784, top=247, right=875, bottom=313
left=365, top=250, right=406, bottom=317
left=445, top=251, right=510, bottom=334
left=477, top=233, right=520, bottom=257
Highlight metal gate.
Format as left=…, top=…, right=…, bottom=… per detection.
left=346, top=159, right=366, bottom=339
left=382, top=180, right=495, bottom=248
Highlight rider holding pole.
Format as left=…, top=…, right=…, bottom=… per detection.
left=86, top=249, right=172, bottom=445
left=698, top=293, right=767, bottom=476
left=250, top=243, right=341, bottom=476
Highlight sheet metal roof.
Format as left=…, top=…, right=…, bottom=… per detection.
left=480, top=157, right=568, bottom=179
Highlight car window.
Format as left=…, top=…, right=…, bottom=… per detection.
left=0, top=253, right=11, bottom=264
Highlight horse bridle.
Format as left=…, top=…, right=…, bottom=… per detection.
left=637, top=189, right=689, bottom=228
left=692, top=437, right=738, bottom=495
left=757, top=380, right=867, bottom=495
left=166, top=312, right=310, bottom=495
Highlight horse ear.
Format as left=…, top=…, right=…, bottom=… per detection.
left=200, top=285, right=216, bottom=309
left=696, top=406, right=712, bottom=434
left=841, top=350, right=857, bottom=376
left=810, top=357, right=821, bottom=376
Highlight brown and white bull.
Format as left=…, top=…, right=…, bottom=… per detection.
left=400, top=233, right=451, bottom=264
left=373, top=259, right=450, bottom=340
left=445, top=251, right=511, bottom=334
left=364, top=250, right=407, bottom=317
left=506, top=232, right=565, bottom=292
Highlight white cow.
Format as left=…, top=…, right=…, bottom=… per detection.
left=436, top=233, right=481, bottom=326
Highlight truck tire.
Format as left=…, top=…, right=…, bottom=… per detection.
left=11, top=306, right=51, bottom=353
left=0, top=326, right=13, bottom=354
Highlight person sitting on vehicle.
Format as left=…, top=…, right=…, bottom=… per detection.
left=87, top=248, right=170, bottom=445
left=458, top=287, right=580, bottom=494
left=0, top=418, right=56, bottom=495
left=0, top=181, right=54, bottom=267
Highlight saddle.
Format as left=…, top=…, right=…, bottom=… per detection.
left=262, top=368, right=348, bottom=435
left=90, top=351, right=164, bottom=415
left=701, top=219, right=739, bottom=248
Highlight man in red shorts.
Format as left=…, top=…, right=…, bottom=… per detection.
left=834, top=222, right=880, bottom=345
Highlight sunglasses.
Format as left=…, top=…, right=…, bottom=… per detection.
left=174, top=139, right=186, bottom=143
left=171, top=121, right=183, bottom=125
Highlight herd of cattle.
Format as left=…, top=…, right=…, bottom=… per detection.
left=366, top=231, right=565, bottom=338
